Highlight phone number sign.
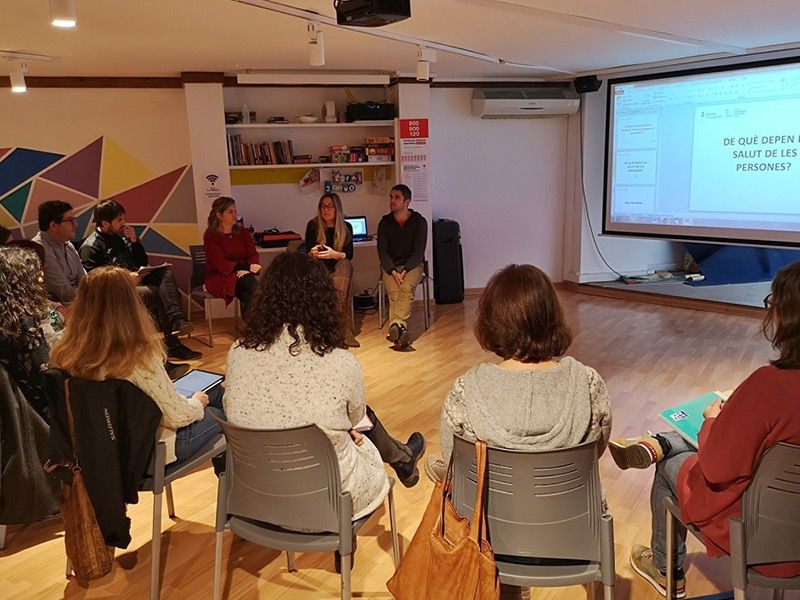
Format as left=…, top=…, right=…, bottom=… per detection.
left=400, top=118, right=429, bottom=139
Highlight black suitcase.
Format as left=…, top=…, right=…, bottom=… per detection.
left=432, top=219, right=465, bottom=304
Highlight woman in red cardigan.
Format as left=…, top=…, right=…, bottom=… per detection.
left=610, top=260, right=800, bottom=598
left=203, top=197, right=261, bottom=314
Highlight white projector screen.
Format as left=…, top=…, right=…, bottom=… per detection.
left=603, top=58, right=800, bottom=247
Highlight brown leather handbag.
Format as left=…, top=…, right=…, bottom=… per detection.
left=387, top=441, right=500, bottom=600
left=44, top=379, right=114, bottom=581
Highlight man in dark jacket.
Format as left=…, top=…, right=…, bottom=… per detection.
left=376, top=184, right=428, bottom=348
left=80, top=200, right=201, bottom=362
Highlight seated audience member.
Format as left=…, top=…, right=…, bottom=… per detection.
left=0, top=225, right=11, bottom=245
left=306, top=192, right=359, bottom=347
left=610, top=261, right=800, bottom=598
left=223, top=251, right=426, bottom=516
left=377, top=184, right=428, bottom=348
left=203, top=196, right=261, bottom=315
left=31, top=200, right=86, bottom=303
left=49, top=267, right=225, bottom=467
left=0, top=246, right=52, bottom=418
left=425, top=264, right=612, bottom=481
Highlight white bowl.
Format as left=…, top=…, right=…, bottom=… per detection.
left=296, top=115, right=319, bottom=124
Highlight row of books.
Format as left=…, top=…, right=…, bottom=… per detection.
left=227, top=134, right=297, bottom=166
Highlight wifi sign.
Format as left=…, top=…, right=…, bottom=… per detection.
left=206, top=174, right=219, bottom=185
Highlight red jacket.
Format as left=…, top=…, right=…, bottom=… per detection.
left=677, top=365, right=800, bottom=577
left=203, top=228, right=259, bottom=304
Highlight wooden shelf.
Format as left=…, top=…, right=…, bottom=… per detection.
left=225, top=121, right=395, bottom=129
left=229, top=162, right=394, bottom=170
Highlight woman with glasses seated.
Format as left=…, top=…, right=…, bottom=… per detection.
left=305, top=192, right=359, bottom=347
left=609, top=261, right=800, bottom=599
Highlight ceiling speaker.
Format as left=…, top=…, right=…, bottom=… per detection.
left=574, top=75, right=602, bottom=94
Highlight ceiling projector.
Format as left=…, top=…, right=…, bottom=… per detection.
left=335, top=0, right=411, bottom=27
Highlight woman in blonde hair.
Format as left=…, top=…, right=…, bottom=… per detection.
left=50, top=266, right=224, bottom=465
left=305, top=192, right=359, bottom=347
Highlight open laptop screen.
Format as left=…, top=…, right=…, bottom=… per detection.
left=345, top=216, right=368, bottom=237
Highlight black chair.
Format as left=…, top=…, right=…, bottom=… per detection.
left=187, top=244, right=240, bottom=348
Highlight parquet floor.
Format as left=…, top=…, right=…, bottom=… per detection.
left=1, top=289, right=790, bottom=599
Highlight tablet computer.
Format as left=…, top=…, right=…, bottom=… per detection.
left=173, top=369, right=225, bottom=397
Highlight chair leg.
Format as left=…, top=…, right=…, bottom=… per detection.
left=340, top=553, right=351, bottom=600
left=0, top=524, right=6, bottom=550
left=584, top=582, right=596, bottom=600
left=65, top=556, right=72, bottom=579
left=423, top=275, right=430, bottom=330
left=387, top=487, right=400, bottom=567
left=212, top=531, right=223, bottom=600
left=234, top=299, right=239, bottom=330
left=603, top=583, right=614, bottom=600
left=205, top=298, right=215, bottom=348
left=286, top=551, right=297, bottom=572
left=151, top=491, right=163, bottom=600
left=377, top=279, right=387, bottom=329
left=166, top=483, right=175, bottom=518
left=665, top=509, right=675, bottom=600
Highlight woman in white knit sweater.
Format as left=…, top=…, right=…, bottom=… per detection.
left=50, top=266, right=223, bottom=465
left=426, top=263, right=612, bottom=481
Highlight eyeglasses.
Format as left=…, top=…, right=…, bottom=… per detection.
left=59, top=217, right=78, bottom=224
left=320, top=204, right=335, bottom=210
left=763, top=293, right=773, bottom=309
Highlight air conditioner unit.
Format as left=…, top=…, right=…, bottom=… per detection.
left=472, top=87, right=580, bottom=119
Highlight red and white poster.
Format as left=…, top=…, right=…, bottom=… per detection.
left=399, top=118, right=430, bottom=203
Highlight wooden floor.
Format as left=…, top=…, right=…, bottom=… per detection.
left=0, top=289, right=791, bottom=599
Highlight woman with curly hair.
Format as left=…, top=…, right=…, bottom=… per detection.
left=50, top=267, right=224, bottom=466
left=305, top=192, right=359, bottom=347
left=0, top=246, right=51, bottom=417
left=224, top=251, right=425, bottom=520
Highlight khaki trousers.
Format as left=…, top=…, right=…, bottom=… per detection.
left=382, top=264, right=424, bottom=329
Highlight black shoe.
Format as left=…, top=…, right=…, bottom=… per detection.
left=386, top=322, right=401, bottom=343
left=171, top=318, right=195, bottom=336
left=396, top=324, right=409, bottom=348
left=168, top=342, right=202, bottom=360
left=392, top=432, right=426, bottom=488
left=166, top=361, right=190, bottom=381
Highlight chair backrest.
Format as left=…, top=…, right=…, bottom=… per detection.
left=741, top=441, right=800, bottom=565
left=189, top=245, right=207, bottom=287
left=451, top=434, right=604, bottom=561
left=217, top=420, right=344, bottom=533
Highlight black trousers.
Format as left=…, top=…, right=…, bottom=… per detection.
left=363, top=405, right=412, bottom=466
left=234, top=273, right=258, bottom=316
left=137, top=268, right=184, bottom=348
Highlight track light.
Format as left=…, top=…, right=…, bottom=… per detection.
left=50, top=0, right=77, bottom=28
left=416, top=46, right=436, bottom=81
left=308, top=21, right=325, bottom=67
left=8, top=60, right=27, bottom=93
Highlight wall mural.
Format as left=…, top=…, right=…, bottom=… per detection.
left=0, top=137, right=199, bottom=302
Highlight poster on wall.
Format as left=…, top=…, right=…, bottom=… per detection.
left=204, top=173, right=223, bottom=201
left=399, top=118, right=429, bottom=203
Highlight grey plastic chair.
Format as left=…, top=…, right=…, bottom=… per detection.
left=451, top=435, right=615, bottom=600
left=664, top=441, right=800, bottom=600
left=187, top=245, right=240, bottom=348
left=377, top=259, right=432, bottom=330
left=0, top=524, right=6, bottom=550
left=212, top=420, right=400, bottom=600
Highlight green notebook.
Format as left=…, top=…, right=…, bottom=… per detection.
left=658, top=391, right=725, bottom=448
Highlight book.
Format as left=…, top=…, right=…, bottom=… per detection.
left=658, top=389, right=732, bottom=447
left=365, top=136, right=393, bottom=144
left=368, top=155, right=393, bottom=163
left=353, top=413, right=373, bottom=432
left=138, top=262, right=171, bottom=276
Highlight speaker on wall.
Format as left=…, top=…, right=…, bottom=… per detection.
left=574, top=75, right=602, bottom=94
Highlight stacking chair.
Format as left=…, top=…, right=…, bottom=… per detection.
left=187, top=245, right=240, bottom=348
left=212, top=420, right=400, bottom=600
left=377, top=259, right=432, bottom=330
left=664, top=442, right=800, bottom=600
left=0, top=525, right=6, bottom=551
left=451, top=435, right=615, bottom=599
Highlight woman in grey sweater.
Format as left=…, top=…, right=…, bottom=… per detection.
left=426, top=263, right=612, bottom=480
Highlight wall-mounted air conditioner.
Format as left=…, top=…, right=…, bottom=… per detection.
left=472, top=87, right=580, bottom=119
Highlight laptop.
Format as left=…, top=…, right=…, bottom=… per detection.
left=345, top=216, right=370, bottom=242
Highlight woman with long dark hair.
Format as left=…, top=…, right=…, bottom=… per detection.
left=203, top=196, right=261, bottom=314
left=305, top=192, right=359, bottom=347
left=223, top=252, right=425, bottom=520
left=611, top=260, right=800, bottom=598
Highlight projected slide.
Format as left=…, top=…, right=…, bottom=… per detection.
left=604, top=58, right=800, bottom=246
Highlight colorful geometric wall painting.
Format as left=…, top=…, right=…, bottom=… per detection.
left=0, top=204, right=18, bottom=229
left=100, top=138, right=154, bottom=198
left=41, top=137, right=103, bottom=199
left=75, top=206, right=95, bottom=240
left=110, top=166, right=185, bottom=224
left=21, top=223, right=40, bottom=240
left=0, top=148, right=63, bottom=198
left=154, top=167, right=197, bottom=224
left=0, top=181, right=32, bottom=222
left=140, top=227, right=190, bottom=258
left=150, top=224, right=201, bottom=254
left=132, top=225, right=147, bottom=240
left=23, top=178, right=94, bottom=224
left=0, top=148, right=10, bottom=161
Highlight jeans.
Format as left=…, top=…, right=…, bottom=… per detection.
left=173, top=385, right=225, bottom=464
left=650, top=431, right=696, bottom=572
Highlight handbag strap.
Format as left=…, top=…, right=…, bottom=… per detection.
left=468, top=441, right=488, bottom=543
left=43, top=377, right=80, bottom=474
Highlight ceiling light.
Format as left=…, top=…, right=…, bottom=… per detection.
left=50, top=0, right=77, bottom=28
left=8, top=60, right=27, bottom=93
left=308, top=21, right=325, bottom=67
left=416, top=46, right=436, bottom=81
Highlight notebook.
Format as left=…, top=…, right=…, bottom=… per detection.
left=658, top=389, right=732, bottom=447
left=173, top=369, right=225, bottom=397
left=345, top=216, right=369, bottom=242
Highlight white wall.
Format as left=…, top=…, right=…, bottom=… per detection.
left=430, top=88, right=568, bottom=287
